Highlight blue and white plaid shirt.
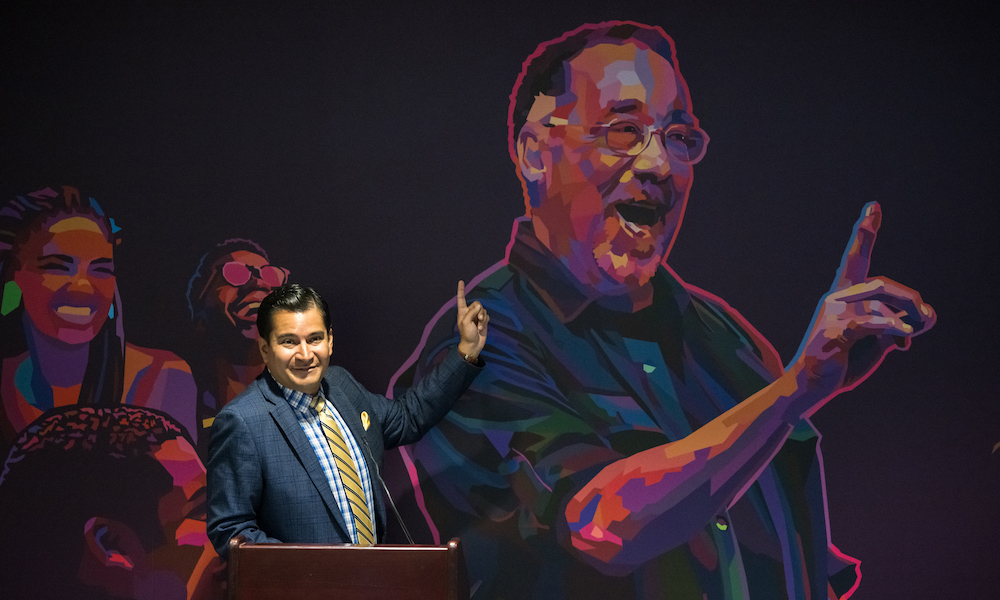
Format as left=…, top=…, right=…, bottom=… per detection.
left=276, top=377, right=377, bottom=544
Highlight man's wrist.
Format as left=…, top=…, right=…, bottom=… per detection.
left=457, top=344, right=479, bottom=364
left=771, top=364, right=823, bottom=423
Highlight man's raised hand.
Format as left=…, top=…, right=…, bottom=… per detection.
left=456, top=280, right=489, bottom=362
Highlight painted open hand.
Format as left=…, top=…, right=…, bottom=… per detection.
left=789, top=202, right=937, bottom=416
left=456, top=280, right=489, bottom=362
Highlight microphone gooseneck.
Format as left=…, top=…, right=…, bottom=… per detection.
left=361, top=436, right=416, bottom=545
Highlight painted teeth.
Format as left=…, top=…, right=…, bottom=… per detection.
left=57, top=306, right=92, bottom=316
left=618, top=212, right=643, bottom=234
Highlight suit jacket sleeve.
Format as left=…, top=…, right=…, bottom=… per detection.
left=206, top=405, right=282, bottom=557
left=374, top=348, right=482, bottom=449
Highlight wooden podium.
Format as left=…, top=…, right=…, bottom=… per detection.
left=227, top=536, right=469, bottom=600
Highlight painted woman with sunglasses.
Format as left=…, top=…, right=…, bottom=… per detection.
left=0, top=186, right=197, bottom=451
left=185, top=238, right=289, bottom=454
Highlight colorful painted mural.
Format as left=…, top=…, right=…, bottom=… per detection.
left=1, top=3, right=996, bottom=599
left=386, top=22, right=933, bottom=599
left=185, top=238, right=289, bottom=452
left=0, top=187, right=197, bottom=449
left=0, top=406, right=220, bottom=599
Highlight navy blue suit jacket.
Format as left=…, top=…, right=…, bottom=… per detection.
left=207, top=350, right=480, bottom=557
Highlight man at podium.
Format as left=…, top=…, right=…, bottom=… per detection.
left=207, top=282, right=487, bottom=556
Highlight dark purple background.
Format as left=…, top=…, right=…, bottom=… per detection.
left=3, top=1, right=998, bottom=597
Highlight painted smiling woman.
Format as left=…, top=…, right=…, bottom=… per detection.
left=0, top=186, right=197, bottom=451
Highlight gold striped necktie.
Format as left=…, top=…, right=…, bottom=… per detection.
left=313, top=396, right=375, bottom=546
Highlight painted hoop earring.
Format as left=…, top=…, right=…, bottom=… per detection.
left=1, top=280, right=22, bottom=316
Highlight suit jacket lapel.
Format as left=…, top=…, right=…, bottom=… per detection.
left=257, top=374, right=352, bottom=540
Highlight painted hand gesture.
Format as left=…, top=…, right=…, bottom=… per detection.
left=790, top=202, right=936, bottom=416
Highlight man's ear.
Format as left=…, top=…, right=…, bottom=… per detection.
left=82, top=517, right=139, bottom=571
left=517, top=128, right=546, bottom=183
left=79, top=516, right=145, bottom=597
left=258, top=335, right=270, bottom=362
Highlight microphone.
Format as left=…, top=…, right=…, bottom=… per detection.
left=361, top=436, right=415, bottom=545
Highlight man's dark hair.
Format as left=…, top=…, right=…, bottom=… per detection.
left=186, top=238, right=270, bottom=322
left=0, top=406, right=194, bottom=600
left=257, top=283, right=331, bottom=342
left=507, top=21, right=682, bottom=159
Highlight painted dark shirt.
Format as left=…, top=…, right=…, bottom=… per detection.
left=392, top=218, right=858, bottom=600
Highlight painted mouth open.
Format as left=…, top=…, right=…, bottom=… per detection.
left=54, top=304, right=98, bottom=325
left=615, top=202, right=666, bottom=229
left=234, top=290, right=269, bottom=321
left=241, top=302, right=260, bottom=317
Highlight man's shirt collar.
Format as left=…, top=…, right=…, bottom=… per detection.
left=271, top=373, right=321, bottom=415
left=506, top=218, right=595, bottom=323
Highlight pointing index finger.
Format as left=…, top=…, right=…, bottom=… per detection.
left=457, top=280, right=468, bottom=312
left=834, top=201, right=881, bottom=291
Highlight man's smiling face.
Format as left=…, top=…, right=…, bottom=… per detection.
left=521, top=41, right=700, bottom=296
left=258, top=307, right=332, bottom=395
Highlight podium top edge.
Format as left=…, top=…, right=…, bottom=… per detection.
left=237, top=543, right=453, bottom=551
